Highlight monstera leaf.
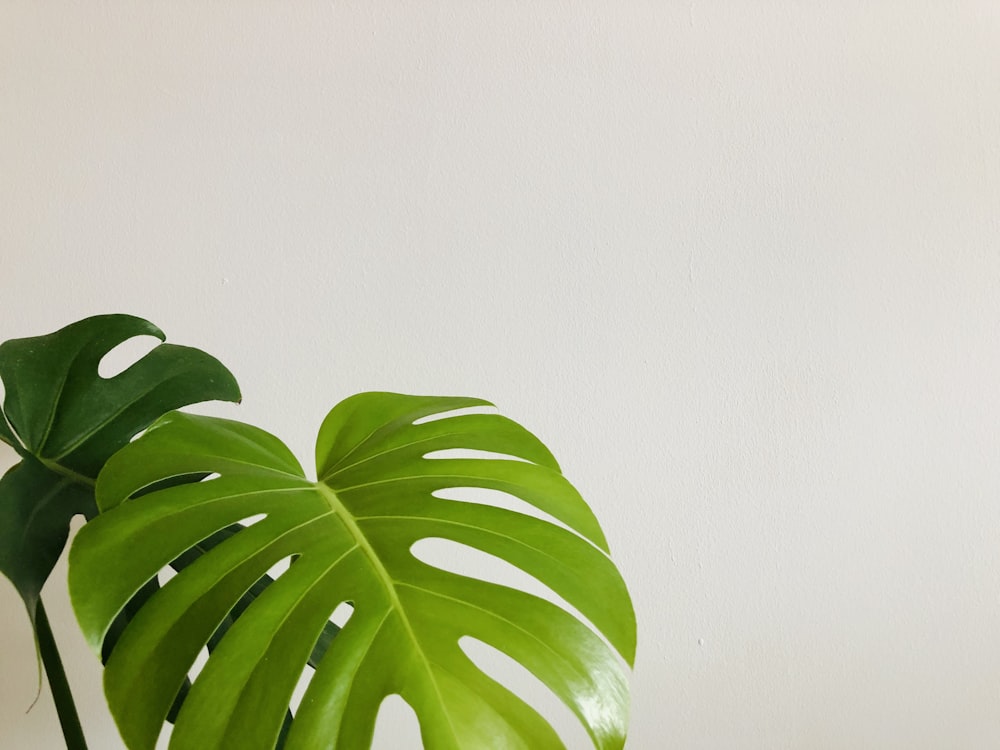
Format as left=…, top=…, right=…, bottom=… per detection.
left=70, top=393, right=636, bottom=750
left=0, top=314, right=241, bottom=631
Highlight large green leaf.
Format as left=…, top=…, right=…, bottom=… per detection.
left=70, top=393, right=636, bottom=750
left=0, top=314, right=242, bottom=628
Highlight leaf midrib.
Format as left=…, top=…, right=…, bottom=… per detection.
left=315, top=482, right=463, bottom=747
left=6, top=474, right=76, bottom=607
left=36, top=346, right=76, bottom=455
left=38, top=457, right=96, bottom=488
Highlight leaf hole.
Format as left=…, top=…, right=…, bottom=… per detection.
left=458, top=637, right=591, bottom=750
left=409, top=538, right=619, bottom=665
left=0, top=377, right=23, bottom=453
left=371, top=694, right=421, bottom=749
left=329, top=601, right=354, bottom=628
left=157, top=566, right=177, bottom=587
left=155, top=719, right=173, bottom=749
left=288, top=602, right=354, bottom=718
left=423, top=448, right=530, bottom=463
left=128, top=472, right=223, bottom=500
left=239, top=512, right=266, bottom=527
left=410, top=537, right=564, bottom=606
left=288, top=662, right=315, bottom=718
left=187, top=646, right=210, bottom=683
left=413, top=405, right=497, bottom=425
left=0, top=442, right=16, bottom=468
left=97, top=334, right=162, bottom=379
left=266, top=555, right=294, bottom=581
left=431, top=487, right=578, bottom=537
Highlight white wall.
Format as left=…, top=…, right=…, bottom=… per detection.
left=2, top=3, right=999, bottom=748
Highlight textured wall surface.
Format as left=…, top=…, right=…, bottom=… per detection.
left=2, top=3, right=999, bottom=748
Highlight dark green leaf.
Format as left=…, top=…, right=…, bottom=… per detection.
left=0, top=458, right=94, bottom=621
left=0, top=314, right=241, bottom=627
left=0, top=314, right=242, bottom=477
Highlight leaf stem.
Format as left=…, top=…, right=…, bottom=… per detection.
left=35, top=600, right=89, bottom=750
left=37, top=458, right=96, bottom=488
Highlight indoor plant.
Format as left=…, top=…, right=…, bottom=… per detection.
left=0, top=315, right=636, bottom=749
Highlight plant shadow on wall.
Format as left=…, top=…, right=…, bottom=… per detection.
left=0, top=315, right=636, bottom=750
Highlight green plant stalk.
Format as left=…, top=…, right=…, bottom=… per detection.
left=35, top=599, right=89, bottom=750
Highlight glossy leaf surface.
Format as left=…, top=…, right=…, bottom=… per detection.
left=0, top=314, right=241, bottom=627
left=70, top=393, right=636, bottom=749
